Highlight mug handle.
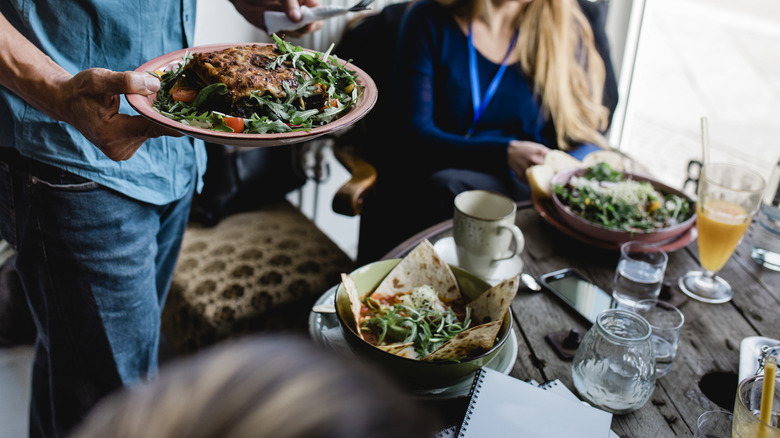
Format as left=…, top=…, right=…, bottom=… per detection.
left=493, top=224, right=524, bottom=262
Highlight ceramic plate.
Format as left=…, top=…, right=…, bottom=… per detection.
left=308, top=285, right=518, bottom=399
left=127, top=42, right=378, bottom=148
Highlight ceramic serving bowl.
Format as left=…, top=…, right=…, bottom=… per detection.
left=550, top=168, right=697, bottom=246
left=334, top=259, right=512, bottom=389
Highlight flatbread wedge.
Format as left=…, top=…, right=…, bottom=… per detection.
left=373, top=239, right=460, bottom=302
left=422, top=321, right=502, bottom=361
left=467, top=275, right=520, bottom=326
left=341, top=273, right=364, bottom=340
left=378, top=342, right=414, bottom=355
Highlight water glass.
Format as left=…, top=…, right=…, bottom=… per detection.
left=612, top=241, right=668, bottom=310
left=751, top=157, right=780, bottom=271
left=694, top=410, right=733, bottom=438
left=635, top=299, right=684, bottom=378
left=572, top=309, right=656, bottom=414
left=733, top=374, right=780, bottom=437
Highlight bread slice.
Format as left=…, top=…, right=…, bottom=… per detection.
left=582, top=149, right=625, bottom=171
left=544, top=150, right=584, bottom=173
left=526, top=164, right=556, bottom=199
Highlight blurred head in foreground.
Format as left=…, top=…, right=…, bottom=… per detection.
left=71, top=334, right=440, bottom=438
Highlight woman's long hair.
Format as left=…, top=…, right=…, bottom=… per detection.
left=442, top=0, right=610, bottom=150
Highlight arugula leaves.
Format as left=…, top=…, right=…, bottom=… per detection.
left=151, top=35, right=359, bottom=133
left=584, top=162, right=623, bottom=182
left=362, top=302, right=472, bottom=360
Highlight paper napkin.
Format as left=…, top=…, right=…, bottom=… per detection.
left=265, top=5, right=355, bottom=35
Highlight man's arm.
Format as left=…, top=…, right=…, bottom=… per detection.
left=0, top=13, right=178, bottom=161
left=231, top=0, right=323, bottom=37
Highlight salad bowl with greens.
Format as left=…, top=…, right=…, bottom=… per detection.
left=550, top=163, right=696, bottom=246
left=334, top=240, right=517, bottom=389
left=127, top=38, right=377, bottom=148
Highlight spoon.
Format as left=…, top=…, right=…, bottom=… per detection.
left=312, top=302, right=336, bottom=314
left=520, top=273, right=542, bottom=292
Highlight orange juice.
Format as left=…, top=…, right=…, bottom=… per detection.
left=697, top=200, right=751, bottom=271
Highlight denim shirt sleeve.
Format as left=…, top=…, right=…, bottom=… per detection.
left=0, top=0, right=205, bottom=205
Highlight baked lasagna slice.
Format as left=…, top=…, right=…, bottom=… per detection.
left=182, top=44, right=327, bottom=118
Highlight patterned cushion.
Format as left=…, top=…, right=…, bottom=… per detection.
left=162, top=200, right=354, bottom=354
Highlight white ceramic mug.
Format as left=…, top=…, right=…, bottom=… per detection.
left=453, top=190, right=525, bottom=279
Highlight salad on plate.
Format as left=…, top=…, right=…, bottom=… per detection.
left=151, top=35, right=360, bottom=134
left=553, top=163, right=694, bottom=233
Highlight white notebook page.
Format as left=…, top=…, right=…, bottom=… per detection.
left=458, top=368, right=612, bottom=438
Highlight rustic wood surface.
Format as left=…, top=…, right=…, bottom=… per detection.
left=383, top=201, right=780, bottom=438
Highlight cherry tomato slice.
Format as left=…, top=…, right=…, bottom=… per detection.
left=223, top=116, right=244, bottom=133
left=171, top=86, right=197, bottom=103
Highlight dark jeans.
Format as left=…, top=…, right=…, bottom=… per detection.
left=0, top=148, right=193, bottom=437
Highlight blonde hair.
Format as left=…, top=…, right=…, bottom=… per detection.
left=439, top=0, right=610, bottom=150
left=71, top=335, right=438, bottom=438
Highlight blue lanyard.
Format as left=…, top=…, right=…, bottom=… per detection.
left=467, top=23, right=519, bottom=136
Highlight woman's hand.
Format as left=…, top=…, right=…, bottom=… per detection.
left=507, top=140, right=550, bottom=182
left=56, top=69, right=182, bottom=161
left=231, top=0, right=323, bottom=37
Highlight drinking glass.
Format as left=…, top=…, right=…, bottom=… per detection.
left=612, top=241, right=667, bottom=310
left=733, top=374, right=780, bottom=437
left=571, top=309, right=656, bottom=414
left=694, top=410, right=733, bottom=438
left=679, top=163, right=765, bottom=303
left=750, top=156, right=780, bottom=271
left=635, top=299, right=684, bottom=378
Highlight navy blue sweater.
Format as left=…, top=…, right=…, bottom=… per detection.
left=393, top=0, right=607, bottom=176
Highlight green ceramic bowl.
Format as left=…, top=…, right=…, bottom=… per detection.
left=335, top=259, right=512, bottom=389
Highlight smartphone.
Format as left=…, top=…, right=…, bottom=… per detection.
left=540, top=268, right=615, bottom=325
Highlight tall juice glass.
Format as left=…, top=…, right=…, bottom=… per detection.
left=679, top=163, right=765, bottom=303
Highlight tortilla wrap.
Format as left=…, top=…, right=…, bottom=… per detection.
left=422, top=320, right=502, bottom=361
left=378, top=342, right=414, bottom=355
left=341, top=273, right=364, bottom=340
left=373, top=239, right=460, bottom=302
left=467, top=275, right=520, bottom=326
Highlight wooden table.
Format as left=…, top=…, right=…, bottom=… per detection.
left=382, top=201, right=780, bottom=437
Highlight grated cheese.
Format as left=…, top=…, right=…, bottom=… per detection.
left=401, top=285, right=446, bottom=312
left=569, top=176, right=657, bottom=214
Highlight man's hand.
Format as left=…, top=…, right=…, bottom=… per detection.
left=57, top=69, right=181, bottom=161
left=507, top=140, right=550, bottom=182
left=232, top=0, right=323, bottom=37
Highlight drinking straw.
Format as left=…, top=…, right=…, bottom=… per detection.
left=759, top=355, right=777, bottom=433
left=700, top=116, right=710, bottom=167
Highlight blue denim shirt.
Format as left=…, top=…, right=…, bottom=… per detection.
left=0, top=0, right=206, bottom=205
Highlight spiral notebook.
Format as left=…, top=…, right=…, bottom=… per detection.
left=457, top=368, right=612, bottom=438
